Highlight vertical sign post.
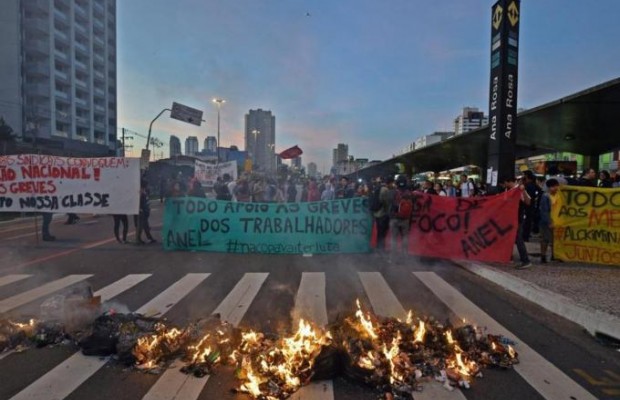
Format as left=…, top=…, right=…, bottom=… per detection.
left=487, top=0, right=520, bottom=191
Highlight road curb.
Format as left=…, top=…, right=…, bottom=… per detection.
left=454, top=260, right=620, bottom=341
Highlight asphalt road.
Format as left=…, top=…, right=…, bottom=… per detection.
left=0, top=206, right=618, bottom=400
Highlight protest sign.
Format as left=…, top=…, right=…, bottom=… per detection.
left=552, top=186, right=620, bottom=266
left=194, top=160, right=237, bottom=187
left=408, top=190, right=521, bottom=262
left=163, top=197, right=372, bottom=254
left=0, top=154, right=139, bottom=214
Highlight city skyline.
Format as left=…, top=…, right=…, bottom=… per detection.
left=113, top=0, right=620, bottom=170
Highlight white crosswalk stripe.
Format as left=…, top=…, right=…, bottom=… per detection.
left=95, top=274, right=152, bottom=302
left=142, top=272, right=268, bottom=400
left=291, top=272, right=334, bottom=400
left=0, top=274, right=31, bottom=288
left=359, top=272, right=467, bottom=400
left=0, top=274, right=92, bottom=313
left=9, top=273, right=210, bottom=400
left=414, top=271, right=597, bottom=400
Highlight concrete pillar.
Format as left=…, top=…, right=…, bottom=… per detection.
left=582, top=154, right=600, bottom=172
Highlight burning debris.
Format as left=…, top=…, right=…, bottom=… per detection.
left=230, top=319, right=333, bottom=399
left=1, top=292, right=519, bottom=400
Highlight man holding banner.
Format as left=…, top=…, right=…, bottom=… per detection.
left=504, top=177, right=532, bottom=269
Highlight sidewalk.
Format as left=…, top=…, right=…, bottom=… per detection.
left=454, top=239, right=620, bottom=341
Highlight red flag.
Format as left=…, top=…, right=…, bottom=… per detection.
left=279, top=145, right=303, bottom=159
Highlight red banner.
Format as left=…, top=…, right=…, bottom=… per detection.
left=408, top=190, right=521, bottom=262
left=279, top=145, right=303, bottom=159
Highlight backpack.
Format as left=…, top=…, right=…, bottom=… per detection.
left=394, top=190, right=413, bottom=219
left=368, top=186, right=383, bottom=212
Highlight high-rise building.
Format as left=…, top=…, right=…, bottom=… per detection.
left=169, top=135, right=181, bottom=158
left=453, top=107, right=488, bottom=136
left=0, top=0, right=117, bottom=156
left=291, top=156, right=302, bottom=169
left=307, top=162, right=317, bottom=178
left=185, top=136, right=198, bottom=156
left=203, top=136, right=217, bottom=154
left=332, top=143, right=348, bottom=167
left=245, top=109, right=275, bottom=173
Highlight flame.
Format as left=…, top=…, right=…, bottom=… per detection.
left=405, top=310, right=413, bottom=325
left=354, top=299, right=378, bottom=339
left=133, top=327, right=183, bottom=368
left=382, top=332, right=403, bottom=384
left=239, top=360, right=263, bottom=397
left=413, top=320, right=426, bottom=343
left=445, top=330, right=455, bottom=345
left=358, top=351, right=377, bottom=369
left=508, top=345, right=516, bottom=359
left=491, top=342, right=497, bottom=351
left=235, top=319, right=331, bottom=398
left=187, top=334, right=214, bottom=364
left=9, top=319, right=36, bottom=331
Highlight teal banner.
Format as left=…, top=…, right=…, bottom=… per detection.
left=163, top=197, right=372, bottom=254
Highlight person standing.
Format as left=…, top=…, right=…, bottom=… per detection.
left=372, top=177, right=394, bottom=254
left=459, top=174, right=474, bottom=198
left=41, top=213, right=55, bottom=241
left=135, top=181, right=156, bottom=244
left=188, top=180, right=206, bottom=198
left=113, top=214, right=128, bottom=244
left=389, top=175, right=413, bottom=262
left=521, top=170, right=540, bottom=242
left=434, top=182, right=447, bottom=196
left=444, top=180, right=457, bottom=197
left=539, top=179, right=559, bottom=263
left=504, top=177, right=532, bottom=269
left=598, top=170, right=613, bottom=188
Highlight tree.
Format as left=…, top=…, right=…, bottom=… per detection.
left=0, top=117, right=16, bottom=155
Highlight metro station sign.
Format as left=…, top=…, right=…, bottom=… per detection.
left=487, top=0, right=520, bottom=189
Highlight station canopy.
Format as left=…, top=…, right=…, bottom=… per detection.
left=358, top=77, right=620, bottom=179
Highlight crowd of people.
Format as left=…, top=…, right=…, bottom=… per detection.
left=41, top=166, right=620, bottom=266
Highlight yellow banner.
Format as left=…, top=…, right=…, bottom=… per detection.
left=552, top=186, right=620, bottom=265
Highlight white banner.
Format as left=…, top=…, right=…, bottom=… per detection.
left=194, top=160, right=238, bottom=186
left=0, top=154, right=140, bottom=214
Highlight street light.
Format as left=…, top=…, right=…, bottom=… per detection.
left=212, top=98, right=225, bottom=162
left=267, top=143, right=275, bottom=174
left=251, top=129, right=260, bottom=168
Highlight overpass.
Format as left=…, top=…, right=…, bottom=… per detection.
left=353, top=77, right=620, bottom=181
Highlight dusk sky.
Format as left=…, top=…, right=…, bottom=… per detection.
left=117, top=0, right=620, bottom=172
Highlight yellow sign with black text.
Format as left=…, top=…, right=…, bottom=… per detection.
left=493, top=4, right=503, bottom=30
left=507, top=1, right=519, bottom=27
left=552, top=186, right=620, bottom=266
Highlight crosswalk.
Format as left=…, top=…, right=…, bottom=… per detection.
left=0, top=271, right=598, bottom=400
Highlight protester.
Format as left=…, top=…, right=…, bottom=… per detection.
left=521, top=170, right=540, bottom=242
left=459, top=174, right=474, bottom=197
left=168, top=181, right=185, bottom=198
left=545, top=165, right=568, bottom=190
left=389, top=175, right=413, bottom=262
left=41, top=212, right=55, bottom=241
left=504, top=177, right=532, bottom=269
left=214, top=177, right=232, bottom=200
left=135, top=180, right=156, bottom=244
left=307, top=178, right=321, bottom=202
left=321, top=181, right=335, bottom=200
left=434, top=182, right=447, bottom=196
left=158, top=176, right=167, bottom=203
left=234, top=176, right=251, bottom=202
left=227, top=176, right=238, bottom=202
left=421, top=180, right=436, bottom=195
left=188, top=180, right=206, bottom=198
left=286, top=179, right=297, bottom=202
left=539, top=178, right=559, bottom=264
left=613, top=172, right=620, bottom=188
left=598, top=170, right=613, bottom=188
left=370, top=177, right=394, bottom=254
left=336, top=177, right=354, bottom=199
left=444, top=180, right=457, bottom=197
left=113, top=214, right=129, bottom=244
left=578, top=168, right=597, bottom=187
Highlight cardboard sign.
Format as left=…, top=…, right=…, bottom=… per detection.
left=0, top=154, right=140, bottom=214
